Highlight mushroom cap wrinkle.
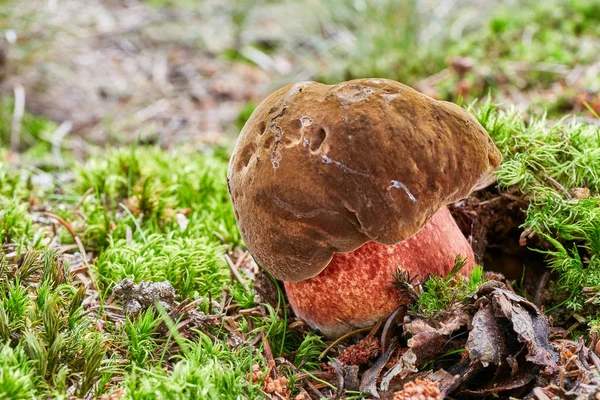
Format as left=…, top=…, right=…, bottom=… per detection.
left=227, top=78, right=501, bottom=282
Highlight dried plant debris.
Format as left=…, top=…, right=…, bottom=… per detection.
left=448, top=186, right=528, bottom=266
left=361, top=338, right=399, bottom=398
left=253, top=268, right=281, bottom=310
left=113, top=278, right=177, bottom=316
left=470, top=282, right=558, bottom=374
left=250, top=360, right=292, bottom=399
left=112, top=278, right=222, bottom=333
left=351, top=280, right=575, bottom=399
left=532, top=338, right=600, bottom=399
left=380, top=308, right=472, bottom=392
left=337, top=336, right=381, bottom=366
left=466, top=302, right=505, bottom=366
left=393, top=379, right=442, bottom=400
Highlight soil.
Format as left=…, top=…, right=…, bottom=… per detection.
left=1, top=0, right=273, bottom=146
left=449, top=186, right=552, bottom=301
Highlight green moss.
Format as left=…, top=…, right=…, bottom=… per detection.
left=0, top=250, right=109, bottom=398
left=96, top=235, right=229, bottom=299
left=475, top=101, right=600, bottom=318
left=122, top=334, right=262, bottom=400
left=293, top=333, right=326, bottom=370
left=0, top=345, right=37, bottom=400
left=0, top=198, right=35, bottom=245
left=0, top=99, right=63, bottom=162
left=0, top=133, right=269, bottom=397
left=0, top=164, right=43, bottom=248
left=67, top=146, right=244, bottom=301
left=412, top=257, right=486, bottom=318
left=75, top=146, right=240, bottom=247
left=124, top=309, right=163, bottom=367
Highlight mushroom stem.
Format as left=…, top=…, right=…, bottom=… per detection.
left=284, top=206, right=474, bottom=338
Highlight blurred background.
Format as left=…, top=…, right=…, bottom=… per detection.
left=1, top=0, right=599, bottom=152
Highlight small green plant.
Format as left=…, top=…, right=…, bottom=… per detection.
left=0, top=345, right=37, bottom=400
left=0, top=198, right=34, bottom=245
left=411, top=256, right=486, bottom=317
left=293, top=333, right=326, bottom=370
left=0, top=99, right=56, bottom=156
left=0, top=250, right=109, bottom=398
left=124, top=309, right=162, bottom=367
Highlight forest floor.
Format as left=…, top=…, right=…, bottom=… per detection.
left=1, top=0, right=600, bottom=399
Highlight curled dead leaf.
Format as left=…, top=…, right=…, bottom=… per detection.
left=466, top=304, right=506, bottom=366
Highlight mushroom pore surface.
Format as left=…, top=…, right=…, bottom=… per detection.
left=227, top=78, right=501, bottom=282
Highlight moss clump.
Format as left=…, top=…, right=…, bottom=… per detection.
left=410, top=257, right=486, bottom=318
left=476, top=101, right=600, bottom=319
left=0, top=250, right=108, bottom=398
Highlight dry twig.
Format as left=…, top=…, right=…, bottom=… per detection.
left=224, top=253, right=251, bottom=293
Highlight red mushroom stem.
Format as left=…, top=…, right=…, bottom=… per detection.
left=284, top=206, right=475, bottom=338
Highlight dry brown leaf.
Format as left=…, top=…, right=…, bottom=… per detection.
left=466, top=304, right=506, bottom=366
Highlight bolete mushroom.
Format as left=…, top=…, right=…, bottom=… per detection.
left=227, top=78, right=501, bottom=338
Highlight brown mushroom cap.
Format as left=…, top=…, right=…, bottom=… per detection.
left=227, top=78, right=501, bottom=282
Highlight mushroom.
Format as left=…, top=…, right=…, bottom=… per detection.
left=227, top=78, right=501, bottom=338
